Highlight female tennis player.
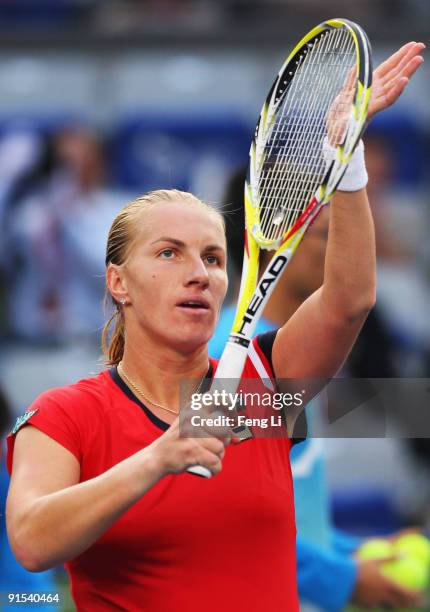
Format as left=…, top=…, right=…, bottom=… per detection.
left=6, top=42, right=424, bottom=612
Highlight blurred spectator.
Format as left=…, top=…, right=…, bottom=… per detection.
left=364, top=131, right=430, bottom=376
left=3, top=125, right=130, bottom=344
left=2, top=131, right=61, bottom=342
left=0, top=130, right=43, bottom=338
left=52, top=126, right=130, bottom=341
left=0, top=129, right=43, bottom=241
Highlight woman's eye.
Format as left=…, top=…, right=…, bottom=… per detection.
left=159, top=249, right=175, bottom=259
left=205, top=254, right=219, bottom=265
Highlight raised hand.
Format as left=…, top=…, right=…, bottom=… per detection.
left=368, top=41, right=425, bottom=120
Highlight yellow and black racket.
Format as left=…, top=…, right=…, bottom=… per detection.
left=189, top=18, right=372, bottom=478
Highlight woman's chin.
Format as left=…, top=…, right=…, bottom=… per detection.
left=170, top=330, right=213, bottom=355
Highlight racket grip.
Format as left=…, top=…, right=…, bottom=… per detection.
left=187, top=465, right=212, bottom=478
left=185, top=342, right=249, bottom=481
left=214, top=339, right=249, bottom=380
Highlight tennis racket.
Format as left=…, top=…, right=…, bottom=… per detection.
left=188, top=17, right=372, bottom=478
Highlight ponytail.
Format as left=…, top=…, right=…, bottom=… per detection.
left=101, top=306, right=125, bottom=366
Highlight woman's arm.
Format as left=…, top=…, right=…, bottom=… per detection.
left=272, top=41, right=425, bottom=380
left=7, top=421, right=227, bottom=571
left=273, top=188, right=374, bottom=379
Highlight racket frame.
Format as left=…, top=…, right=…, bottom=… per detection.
left=227, top=17, right=372, bottom=360
left=187, top=18, right=372, bottom=478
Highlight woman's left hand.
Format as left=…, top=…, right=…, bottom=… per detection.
left=368, top=41, right=425, bottom=120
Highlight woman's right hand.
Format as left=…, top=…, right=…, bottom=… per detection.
left=147, top=416, right=232, bottom=478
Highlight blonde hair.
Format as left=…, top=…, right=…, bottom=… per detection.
left=102, top=189, right=225, bottom=365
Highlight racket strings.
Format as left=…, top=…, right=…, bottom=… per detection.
left=261, top=28, right=343, bottom=205
left=258, top=32, right=330, bottom=235
left=274, top=29, right=354, bottom=238
left=256, top=27, right=356, bottom=244
left=268, top=27, right=352, bottom=199
left=262, top=31, right=354, bottom=241
left=262, top=35, right=335, bottom=236
left=259, top=67, right=331, bottom=237
left=262, top=28, right=353, bottom=240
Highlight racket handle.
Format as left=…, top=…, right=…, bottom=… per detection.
left=214, top=340, right=249, bottom=380
left=187, top=465, right=212, bottom=478
left=184, top=342, right=249, bottom=481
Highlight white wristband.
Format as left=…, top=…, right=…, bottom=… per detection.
left=337, top=139, right=368, bottom=192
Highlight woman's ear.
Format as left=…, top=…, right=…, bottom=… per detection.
left=106, top=264, right=129, bottom=305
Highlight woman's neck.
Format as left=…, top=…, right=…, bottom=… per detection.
left=119, top=334, right=210, bottom=412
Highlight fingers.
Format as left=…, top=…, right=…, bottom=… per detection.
left=378, top=52, right=424, bottom=95
left=369, top=43, right=425, bottom=119
left=187, top=450, right=223, bottom=476
left=202, top=437, right=226, bottom=457
left=346, top=66, right=356, bottom=90
left=201, top=411, right=235, bottom=441
left=157, top=418, right=231, bottom=477
left=185, top=438, right=226, bottom=476
left=341, top=66, right=356, bottom=94
left=399, top=51, right=425, bottom=81
left=375, top=41, right=423, bottom=79
left=375, top=43, right=425, bottom=94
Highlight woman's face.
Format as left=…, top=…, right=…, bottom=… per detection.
left=119, top=201, right=228, bottom=353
